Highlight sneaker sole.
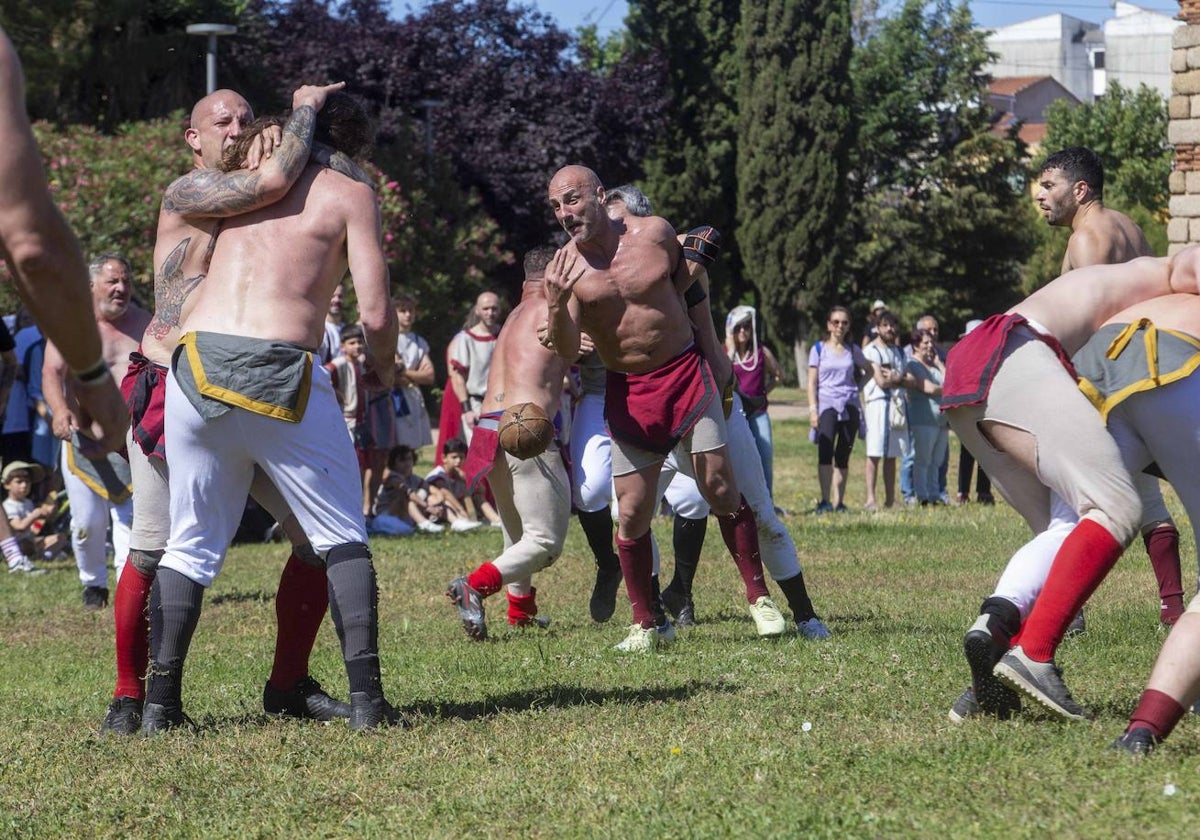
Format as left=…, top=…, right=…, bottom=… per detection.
left=993, top=658, right=1090, bottom=721
left=446, top=584, right=488, bottom=641
left=963, top=630, right=1019, bottom=719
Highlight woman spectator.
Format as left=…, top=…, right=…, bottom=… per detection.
left=861, top=311, right=909, bottom=510
left=726, top=305, right=783, bottom=493
left=903, top=328, right=948, bottom=505
left=807, top=306, right=870, bottom=513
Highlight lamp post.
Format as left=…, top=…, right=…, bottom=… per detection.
left=186, top=23, right=238, bottom=94
left=416, top=98, right=446, bottom=161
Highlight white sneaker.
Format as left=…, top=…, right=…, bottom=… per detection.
left=8, top=556, right=48, bottom=576
left=418, top=520, right=445, bottom=534
left=750, top=596, right=786, bottom=637
left=613, top=621, right=675, bottom=653
left=450, top=519, right=483, bottom=533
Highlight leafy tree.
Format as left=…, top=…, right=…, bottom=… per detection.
left=625, top=1, right=743, bottom=313
left=843, top=0, right=1036, bottom=334
left=737, top=0, right=854, bottom=351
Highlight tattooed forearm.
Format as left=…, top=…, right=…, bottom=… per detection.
left=161, top=105, right=318, bottom=217
left=146, top=237, right=205, bottom=341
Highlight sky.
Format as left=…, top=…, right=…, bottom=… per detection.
left=389, top=1, right=1186, bottom=34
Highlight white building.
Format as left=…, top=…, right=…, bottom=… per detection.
left=983, top=4, right=1181, bottom=102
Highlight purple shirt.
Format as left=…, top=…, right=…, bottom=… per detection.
left=809, top=341, right=866, bottom=419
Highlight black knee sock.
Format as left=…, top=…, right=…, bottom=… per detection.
left=146, top=568, right=204, bottom=707
left=776, top=572, right=816, bottom=622
left=667, top=514, right=706, bottom=598
left=326, top=543, right=381, bottom=696
left=577, top=508, right=619, bottom=572
left=650, top=573, right=667, bottom=624
left=979, top=596, right=1021, bottom=646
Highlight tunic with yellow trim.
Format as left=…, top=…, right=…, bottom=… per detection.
left=1074, top=320, right=1200, bottom=421
left=171, top=331, right=314, bottom=423
left=66, top=432, right=132, bottom=504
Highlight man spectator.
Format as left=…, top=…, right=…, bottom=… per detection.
left=862, top=299, right=888, bottom=347
left=144, top=89, right=401, bottom=732
left=0, top=27, right=127, bottom=453
left=318, top=283, right=347, bottom=364
left=43, top=253, right=150, bottom=608
left=447, top=291, right=502, bottom=444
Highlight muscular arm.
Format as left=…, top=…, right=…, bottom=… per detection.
left=684, top=266, right=733, bottom=388
left=544, top=248, right=584, bottom=362
left=1064, top=228, right=1111, bottom=271
left=41, top=341, right=74, bottom=439
left=346, top=186, right=398, bottom=388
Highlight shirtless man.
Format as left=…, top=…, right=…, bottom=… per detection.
left=544, top=165, right=782, bottom=652
left=1058, top=294, right=1200, bottom=752
left=445, top=246, right=572, bottom=640
left=1036, top=146, right=1184, bottom=628
left=941, top=248, right=1200, bottom=722
left=99, top=87, right=358, bottom=736
left=43, top=253, right=150, bottom=608
left=142, top=90, right=401, bottom=732
left=0, top=27, right=127, bottom=454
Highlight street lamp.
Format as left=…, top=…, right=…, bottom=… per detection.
left=186, top=23, right=238, bottom=94
left=416, top=99, right=446, bottom=160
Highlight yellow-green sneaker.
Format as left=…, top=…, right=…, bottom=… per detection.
left=613, top=621, right=675, bottom=653
left=750, top=596, right=786, bottom=637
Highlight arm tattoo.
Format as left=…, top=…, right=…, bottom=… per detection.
left=146, top=237, right=205, bottom=341
left=162, top=105, right=318, bottom=217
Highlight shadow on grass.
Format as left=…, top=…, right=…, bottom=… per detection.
left=209, top=589, right=273, bottom=606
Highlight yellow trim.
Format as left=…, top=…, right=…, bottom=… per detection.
left=1079, top=321, right=1200, bottom=420
left=181, top=332, right=311, bottom=422
left=65, top=444, right=132, bottom=503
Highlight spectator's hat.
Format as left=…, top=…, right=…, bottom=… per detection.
left=872, top=299, right=888, bottom=313
left=725, top=304, right=756, bottom=336
left=2, top=460, right=45, bottom=484
left=960, top=319, right=984, bottom=338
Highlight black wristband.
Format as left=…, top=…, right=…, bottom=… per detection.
left=73, top=358, right=109, bottom=386
left=684, top=280, right=707, bottom=308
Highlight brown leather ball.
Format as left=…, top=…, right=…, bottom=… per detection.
left=498, top=402, right=554, bottom=460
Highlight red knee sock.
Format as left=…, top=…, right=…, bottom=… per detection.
left=1019, top=519, right=1124, bottom=662
left=1145, top=524, right=1185, bottom=625
left=1128, top=688, right=1186, bottom=740
left=268, top=552, right=330, bottom=691
left=506, top=588, right=538, bottom=625
left=616, top=531, right=656, bottom=628
left=467, top=562, right=503, bottom=597
left=716, top=496, right=770, bottom=603
left=113, top=560, right=154, bottom=699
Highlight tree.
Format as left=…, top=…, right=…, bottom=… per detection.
left=843, top=0, right=1036, bottom=334
left=625, top=1, right=743, bottom=313
left=737, top=0, right=854, bottom=351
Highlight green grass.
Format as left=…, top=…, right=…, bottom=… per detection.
left=1, top=419, right=1197, bottom=838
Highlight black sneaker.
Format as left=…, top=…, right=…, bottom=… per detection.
left=1064, top=607, right=1086, bottom=638
left=263, top=675, right=351, bottom=721
left=660, top=587, right=696, bottom=627
left=948, top=686, right=981, bottom=724
left=963, top=617, right=1021, bottom=719
left=139, top=702, right=190, bottom=735
left=348, top=691, right=404, bottom=731
left=1110, top=726, right=1160, bottom=756
left=589, top=565, right=622, bottom=623
left=446, top=576, right=487, bottom=640
left=100, top=696, right=143, bottom=736
left=993, top=645, right=1091, bottom=721
left=82, top=586, right=109, bottom=610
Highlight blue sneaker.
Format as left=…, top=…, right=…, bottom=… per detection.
left=797, top=617, right=831, bottom=640
left=814, top=501, right=834, bottom=515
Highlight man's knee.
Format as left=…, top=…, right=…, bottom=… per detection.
left=129, top=548, right=164, bottom=575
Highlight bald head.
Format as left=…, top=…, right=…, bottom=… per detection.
left=185, top=89, right=253, bottom=169
left=475, top=291, right=502, bottom=332
left=548, top=165, right=610, bottom=244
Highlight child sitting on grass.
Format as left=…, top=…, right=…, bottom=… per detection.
left=3, top=460, right=64, bottom=572
left=424, top=438, right=499, bottom=532
left=370, top=445, right=444, bottom=536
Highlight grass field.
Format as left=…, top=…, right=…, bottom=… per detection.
left=2, top=410, right=1198, bottom=838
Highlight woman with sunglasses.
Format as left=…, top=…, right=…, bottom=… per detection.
left=807, top=306, right=871, bottom=513
left=725, top=305, right=783, bottom=494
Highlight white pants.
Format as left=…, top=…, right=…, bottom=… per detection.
left=161, top=365, right=366, bottom=587
left=61, top=445, right=132, bottom=588
left=490, top=443, right=572, bottom=595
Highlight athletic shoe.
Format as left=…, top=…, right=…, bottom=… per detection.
left=797, top=617, right=832, bottom=641
left=1065, top=607, right=1086, bottom=638
left=660, top=586, right=696, bottom=628
left=446, top=576, right=487, bottom=640
left=963, top=615, right=1021, bottom=719
left=993, top=645, right=1091, bottom=721
left=262, top=675, right=351, bottom=721
left=510, top=614, right=551, bottom=629
left=1110, top=726, right=1159, bottom=756
left=7, top=556, right=48, bottom=575
left=140, top=702, right=190, bottom=735
left=417, top=520, right=445, bottom=534
left=450, top=518, right=483, bottom=533
left=82, top=585, right=109, bottom=610
left=834, top=503, right=848, bottom=513
left=348, top=691, right=404, bottom=730
left=814, top=501, right=834, bottom=515
left=100, top=696, right=143, bottom=736
left=948, top=686, right=981, bottom=724
left=589, top=564, right=622, bottom=623
left=613, top=621, right=674, bottom=653
left=749, top=596, right=786, bottom=637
